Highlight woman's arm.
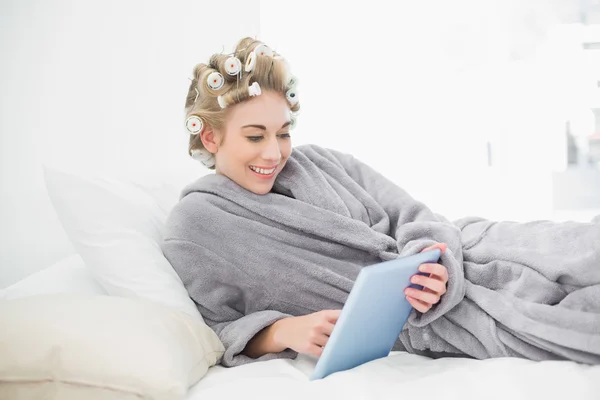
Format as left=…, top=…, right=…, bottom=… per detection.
left=242, top=319, right=288, bottom=358
left=318, top=146, right=466, bottom=326
left=243, top=310, right=342, bottom=359
left=162, top=238, right=298, bottom=366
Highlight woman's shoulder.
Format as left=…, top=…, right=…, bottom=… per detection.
left=290, top=144, right=354, bottom=171
left=163, top=192, right=205, bottom=242
left=163, top=174, right=224, bottom=239
left=290, top=143, right=346, bottom=164
left=292, top=143, right=330, bottom=155
left=178, top=172, right=226, bottom=199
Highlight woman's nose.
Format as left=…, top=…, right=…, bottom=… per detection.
left=263, top=138, right=282, bottom=163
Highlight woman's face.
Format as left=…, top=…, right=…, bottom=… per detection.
left=213, top=91, right=292, bottom=195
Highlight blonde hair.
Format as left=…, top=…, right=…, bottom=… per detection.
left=184, top=37, right=300, bottom=169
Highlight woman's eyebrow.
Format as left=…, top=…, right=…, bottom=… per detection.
left=241, top=121, right=291, bottom=130
left=241, top=124, right=267, bottom=130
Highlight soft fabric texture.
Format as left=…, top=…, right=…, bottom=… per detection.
left=0, top=293, right=224, bottom=400
left=43, top=166, right=210, bottom=323
left=187, top=353, right=600, bottom=400
left=1, top=254, right=106, bottom=300
left=162, top=144, right=600, bottom=367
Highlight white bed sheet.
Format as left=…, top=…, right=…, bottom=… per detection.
left=188, top=352, right=600, bottom=400
left=7, top=257, right=599, bottom=400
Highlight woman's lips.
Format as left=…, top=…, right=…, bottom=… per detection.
left=249, top=165, right=278, bottom=179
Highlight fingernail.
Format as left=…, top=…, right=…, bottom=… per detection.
left=419, top=265, right=428, bottom=272
left=411, top=276, right=419, bottom=284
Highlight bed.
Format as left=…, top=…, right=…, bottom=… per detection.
left=1, top=166, right=599, bottom=400
left=190, top=351, right=600, bottom=400
left=2, top=254, right=599, bottom=400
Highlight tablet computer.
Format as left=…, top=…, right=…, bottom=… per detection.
left=309, top=248, right=442, bottom=380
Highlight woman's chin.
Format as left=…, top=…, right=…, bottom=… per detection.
left=250, top=184, right=273, bottom=195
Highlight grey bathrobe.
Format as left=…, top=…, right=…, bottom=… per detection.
left=162, top=144, right=600, bottom=367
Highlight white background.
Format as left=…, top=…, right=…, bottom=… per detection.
left=0, top=0, right=260, bottom=286
left=1, top=0, right=598, bottom=287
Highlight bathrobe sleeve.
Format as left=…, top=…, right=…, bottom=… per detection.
left=162, top=238, right=298, bottom=367
left=324, top=146, right=466, bottom=327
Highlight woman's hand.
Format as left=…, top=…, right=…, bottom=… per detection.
left=273, top=310, right=341, bottom=357
left=404, top=243, right=449, bottom=313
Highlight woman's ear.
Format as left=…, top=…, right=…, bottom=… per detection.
left=200, top=127, right=219, bottom=154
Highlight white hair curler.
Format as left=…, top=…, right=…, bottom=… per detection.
left=245, top=51, right=256, bottom=72
left=217, top=95, right=227, bottom=109
left=190, top=148, right=216, bottom=168
left=185, top=115, right=203, bottom=135
left=224, top=57, right=242, bottom=76
left=254, top=44, right=274, bottom=57
left=286, top=87, right=298, bottom=106
left=248, top=82, right=262, bottom=97
left=207, top=72, right=224, bottom=90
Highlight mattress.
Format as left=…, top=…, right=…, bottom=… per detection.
left=6, top=257, right=600, bottom=400
left=187, top=352, right=600, bottom=400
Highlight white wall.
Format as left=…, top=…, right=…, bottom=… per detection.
left=1, top=0, right=594, bottom=287
left=259, top=0, right=587, bottom=220
left=0, top=0, right=260, bottom=287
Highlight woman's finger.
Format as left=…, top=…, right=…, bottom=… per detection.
left=405, top=287, right=440, bottom=305
left=323, top=309, right=342, bottom=323
left=411, top=274, right=446, bottom=294
left=312, top=334, right=330, bottom=347
left=421, top=243, right=447, bottom=254
left=317, top=321, right=336, bottom=336
left=309, top=344, right=324, bottom=357
left=419, top=263, right=449, bottom=283
left=406, top=295, right=431, bottom=313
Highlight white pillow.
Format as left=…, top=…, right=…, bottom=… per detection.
left=43, top=165, right=208, bottom=323
left=0, top=293, right=224, bottom=400
left=1, top=254, right=106, bottom=300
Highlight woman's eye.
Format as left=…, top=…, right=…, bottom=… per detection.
left=247, top=136, right=263, bottom=142
left=278, top=133, right=291, bottom=139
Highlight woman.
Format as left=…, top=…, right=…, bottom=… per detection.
left=162, top=37, right=600, bottom=368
